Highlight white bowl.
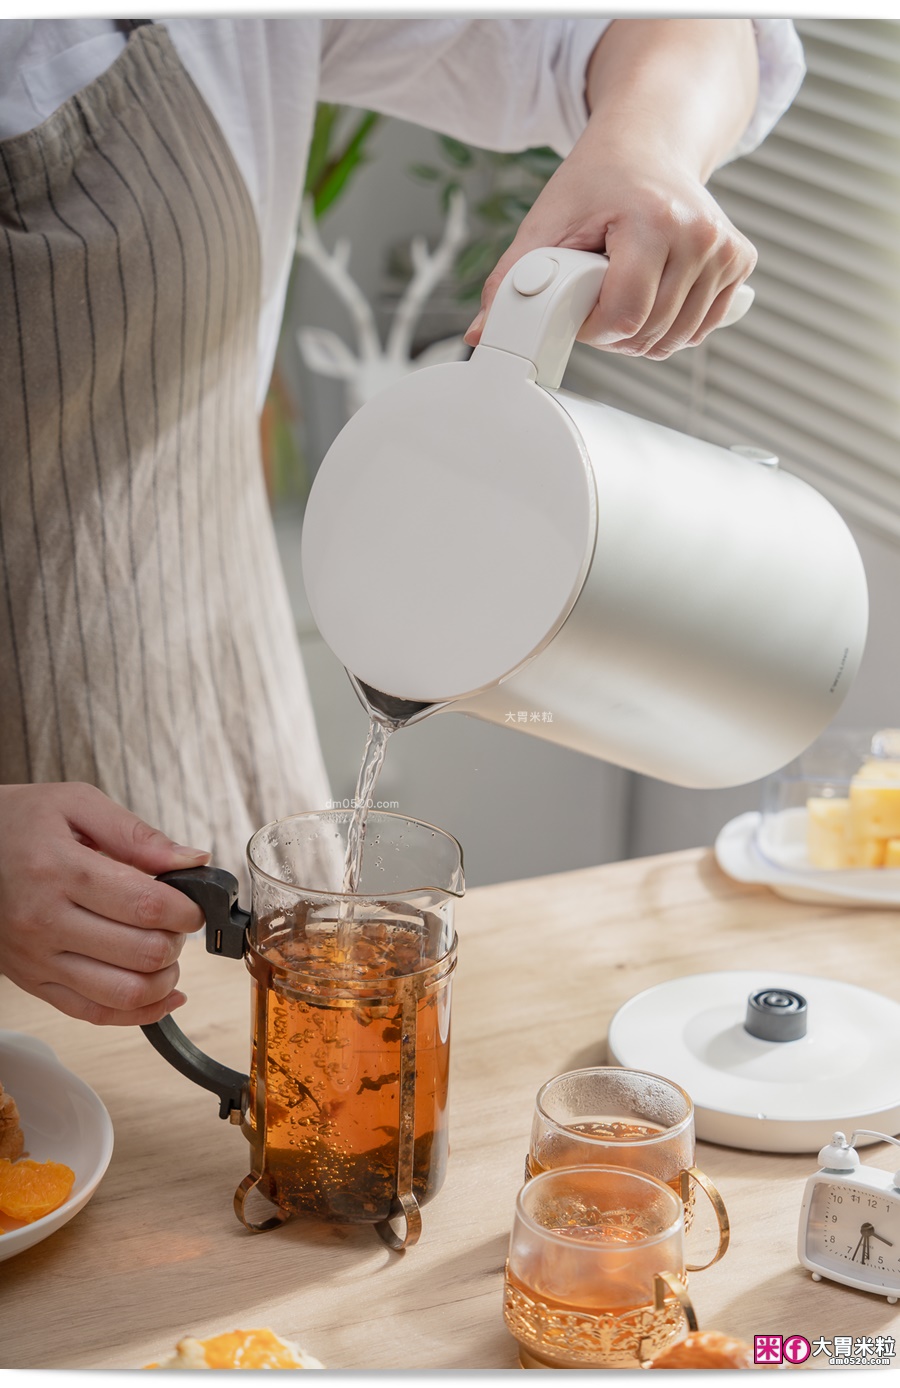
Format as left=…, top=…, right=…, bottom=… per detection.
left=0, top=1029, right=114, bottom=1261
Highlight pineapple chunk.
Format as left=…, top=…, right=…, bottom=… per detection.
left=807, top=797, right=852, bottom=868
left=885, top=839, right=900, bottom=867
left=806, top=797, right=885, bottom=869
left=846, top=835, right=886, bottom=868
left=849, top=777, right=900, bottom=841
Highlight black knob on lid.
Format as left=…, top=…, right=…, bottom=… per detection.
left=744, top=987, right=808, bottom=1042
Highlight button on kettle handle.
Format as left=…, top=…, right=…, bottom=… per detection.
left=477, top=246, right=753, bottom=390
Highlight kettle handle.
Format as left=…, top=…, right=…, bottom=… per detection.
left=477, top=246, right=753, bottom=390
left=141, top=867, right=250, bottom=1120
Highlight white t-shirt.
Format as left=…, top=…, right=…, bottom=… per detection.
left=0, top=17, right=806, bottom=408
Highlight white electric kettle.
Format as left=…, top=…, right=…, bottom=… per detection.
left=300, top=248, right=868, bottom=789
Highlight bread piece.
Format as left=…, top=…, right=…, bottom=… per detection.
left=648, top=1331, right=753, bottom=1369
left=144, top=1328, right=324, bottom=1370
left=0, top=1083, right=24, bottom=1162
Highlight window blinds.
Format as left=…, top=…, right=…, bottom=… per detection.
left=564, top=19, right=900, bottom=541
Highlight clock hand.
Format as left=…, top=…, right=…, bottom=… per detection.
left=852, top=1233, right=865, bottom=1263
left=857, top=1221, right=882, bottom=1265
left=871, top=1231, right=894, bottom=1247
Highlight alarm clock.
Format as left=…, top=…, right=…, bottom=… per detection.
left=798, top=1130, right=900, bottom=1302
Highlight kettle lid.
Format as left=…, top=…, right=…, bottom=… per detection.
left=607, top=970, right=900, bottom=1153
left=301, top=346, right=596, bottom=703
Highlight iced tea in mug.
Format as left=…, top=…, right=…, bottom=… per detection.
left=142, top=811, right=463, bottom=1250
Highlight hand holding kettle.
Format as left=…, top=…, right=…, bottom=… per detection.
left=466, top=18, right=760, bottom=360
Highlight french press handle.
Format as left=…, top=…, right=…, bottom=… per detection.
left=141, top=867, right=250, bottom=1120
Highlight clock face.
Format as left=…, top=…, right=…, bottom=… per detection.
left=806, top=1181, right=900, bottom=1287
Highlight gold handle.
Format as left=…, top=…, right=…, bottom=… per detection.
left=681, top=1166, right=730, bottom=1271
left=653, top=1270, right=699, bottom=1332
left=638, top=1271, right=699, bottom=1363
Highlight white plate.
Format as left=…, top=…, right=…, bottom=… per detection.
left=0, top=1029, right=114, bottom=1261
left=715, top=810, right=900, bottom=907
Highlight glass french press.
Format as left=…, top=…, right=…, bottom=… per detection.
left=142, top=810, right=464, bottom=1250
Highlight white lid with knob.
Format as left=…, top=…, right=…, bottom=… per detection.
left=608, top=970, right=900, bottom=1153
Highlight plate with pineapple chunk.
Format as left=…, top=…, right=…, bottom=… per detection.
left=0, top=1030, right=114, bottom=1261
left=716, top=728, right=900, bottom=906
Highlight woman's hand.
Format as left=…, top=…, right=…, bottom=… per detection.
left=466, top=19, right=760, bottom=361
left=0, top=782, right=209, bottom=1026
left=465, top=153, right=757, bottom=361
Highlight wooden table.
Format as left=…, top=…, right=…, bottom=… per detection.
left=2, top=847, right=900, bottom=1371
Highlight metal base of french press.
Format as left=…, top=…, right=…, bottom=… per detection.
left=374, top=1189, right=422, bottom=1251
left=233, top=1173, right=423, bottom=1247
left=234, top=1173, right=291, bottom=1233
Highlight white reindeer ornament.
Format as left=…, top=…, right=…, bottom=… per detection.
left=296, top=190, right=470, bottom=418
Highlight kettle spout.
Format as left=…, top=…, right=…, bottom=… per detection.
left=348, top=672, right=448, bottom=728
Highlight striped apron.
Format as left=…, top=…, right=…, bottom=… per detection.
left=0, top=22, right=331, bottom=890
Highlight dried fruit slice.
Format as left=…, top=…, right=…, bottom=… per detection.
left=145, top=1329, right=324, bottom=1369
left=0, top=1083, right=24, bottom=1161
left=0, top=1158, right=75, bottom=1222
left=648, top=1330, right=753, bottom=1369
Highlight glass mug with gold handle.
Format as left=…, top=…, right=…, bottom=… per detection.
left=526, top=1068, right=729, bottom=1271
left=504, top=1165, right=698, bottom=1369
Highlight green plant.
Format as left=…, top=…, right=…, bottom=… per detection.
left=304, top=104, right=383, bottom=218
left=409, top=136, right=562, bottom=303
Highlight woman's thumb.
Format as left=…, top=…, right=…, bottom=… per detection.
left=464, top=231, right=557, bottom=347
